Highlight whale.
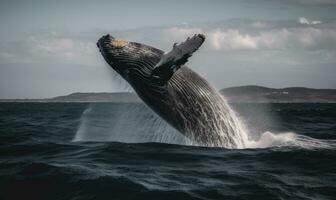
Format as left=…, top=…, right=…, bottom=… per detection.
left=97, top=34, right=247, bottom=148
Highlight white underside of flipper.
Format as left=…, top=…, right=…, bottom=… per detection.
left=151, top=34, right=205, bottom=82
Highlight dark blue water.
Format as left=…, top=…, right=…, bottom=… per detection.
left=0, top=103, right=335, bottom=200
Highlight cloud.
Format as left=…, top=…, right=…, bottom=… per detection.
left=299, top=17, right=310, bottom=24
left=207, top=30, right=258, bottom=50
left=164, top=25, right=336, bottom=51
left=0, top=33, right=96, bottom=64
left=299, top=17, right=322, bottom=25
left=291, top=0, right=336, bottom=5
left=163, top=27, right=203, bottom=42
left=30, top=35, right=95, bottom=62
left=1, top=18, right=336, bottom=66
left=164, top=27, right=260, bottom=50
left=251, top=22, right=267, bottom=28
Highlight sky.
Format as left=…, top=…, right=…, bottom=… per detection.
left=1, top=0, right=336, bottom=98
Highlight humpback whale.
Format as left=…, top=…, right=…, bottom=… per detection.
left=97, top=34, right=247, bottom=148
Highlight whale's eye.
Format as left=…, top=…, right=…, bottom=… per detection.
left=111, top=39, right=129, bottom=48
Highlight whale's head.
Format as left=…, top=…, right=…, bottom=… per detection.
left=97, top=34, right=163, bottom=84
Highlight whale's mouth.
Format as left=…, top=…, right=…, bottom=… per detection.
left=97, top=34, right=132, bottom=66
left=97, top=34, right=114, bottom=48
left=97, top=34, right=114, bottom=62
left=97, top=34, right=159, bottom=80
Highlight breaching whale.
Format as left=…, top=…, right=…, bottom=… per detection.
left=97, top=34, right=247, bottom=148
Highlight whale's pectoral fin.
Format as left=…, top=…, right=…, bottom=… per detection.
left=151, top=34, right=205, bottom=83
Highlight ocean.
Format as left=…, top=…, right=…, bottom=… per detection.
left=0, top=103, right=335, bottom=200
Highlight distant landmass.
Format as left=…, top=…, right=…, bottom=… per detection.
left=1, top=86, right=336, bottom=103
left=0, top=92, right=141, bottom=103
left=51, top=92, right=140, bottom=103
left=220, top=86, right=336, bottom=103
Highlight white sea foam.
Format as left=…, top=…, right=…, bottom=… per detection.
left=246, top=131, right=296, bottom=148
left=244, top=131, right=335, bottom=149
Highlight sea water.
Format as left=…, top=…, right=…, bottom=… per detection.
left=0, top=103, right=335, bottom=199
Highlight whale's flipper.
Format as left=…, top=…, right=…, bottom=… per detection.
left=151, top=34, right=205, bottom=83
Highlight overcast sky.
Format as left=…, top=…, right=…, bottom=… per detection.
left=1, top=0, right=336, bottom=98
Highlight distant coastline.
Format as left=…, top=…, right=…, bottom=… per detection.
left=1, top=86, right=336, bottom=103
left=220, top=86, right=336, bottom=103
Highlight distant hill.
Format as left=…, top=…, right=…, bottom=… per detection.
left=220, top=85, right=336, bottom=103
left=50, top=92, right=140, bottom=102
left=1, top=86, right=336, bottom=103
left=0, top=92, right=141, bottom=103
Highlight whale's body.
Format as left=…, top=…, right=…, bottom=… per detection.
left=97, top=34, right=247, bottom=148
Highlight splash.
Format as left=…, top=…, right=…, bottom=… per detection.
left=183, top=94, right=250, bottom=148
left=73, top=101, right=333, bottom=150
left=246, top=131, right=296, bottom=148
left=73, top=98, right=250, bottom=148
left=213, top=95, right=250, bottom=148
left=246, top=131, right=336, bottom=149
left=74, top=103, right=192, bottom=145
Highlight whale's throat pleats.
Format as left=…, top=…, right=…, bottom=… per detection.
left=167, top=67, right=247, bottom=148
